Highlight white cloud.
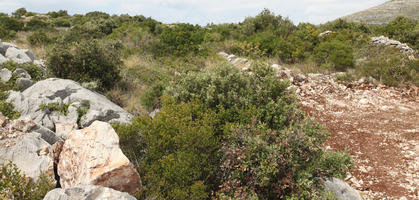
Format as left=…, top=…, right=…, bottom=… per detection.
left=0, top=0, right=387, bottom=25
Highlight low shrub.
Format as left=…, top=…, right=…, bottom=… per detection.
left=0, top=162, right=54, bottom=200
left=39, top=103, right=69, bottom=115
left=47, top=39, right=122, bottom=91
left=313, top=39, right=354, bottom=71
left=28, top=30, right=51, bottom=46
left=25, top=18, right=50, bottom=31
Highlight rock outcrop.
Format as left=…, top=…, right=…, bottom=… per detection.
left=7, top=78, right=132, bottom=131
left=0, top=116, right=61, bottom=181
left=57, top=121, right=141, bottom=194
left=43, top=185, right=137, bottom=200
left=371, top=36, right=414, bottom=53
left=0, top=40, right=45, bottom=68
left=323, top=178, right=363, bottom=200
left=218, top=52, right=250, bottom=68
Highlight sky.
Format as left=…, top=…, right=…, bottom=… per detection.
left=0, top=0, right=387, bottom=25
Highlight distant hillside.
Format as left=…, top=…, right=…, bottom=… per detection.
left=342, top=0, right=419, bottom=25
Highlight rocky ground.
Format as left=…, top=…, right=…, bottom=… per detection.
left=297, top=73, right=418, bottom=200
left=221, top=49, right=419, bottom=200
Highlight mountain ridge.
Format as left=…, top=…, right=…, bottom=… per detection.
left=342, top=0, right=419, bottom=24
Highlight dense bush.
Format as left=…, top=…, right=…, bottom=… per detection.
left=47, top=10, right=68, bottom=18
left=313, top=38, right=354, bottom=71
left=217, top=122, right=351, bottom=199
left=25, top=18, right=50, bottom=31
left=357, top=45, right=419, bottom=86
left=137, top=98, right=220, bottom=199
left=0, top=162, right=54, bottom=200
left=12, top=8, right=27, bottom=18
left=0, top=16, right=24, bottom=38
left=28, top=30, right=51, bottom=46
left=153, top=23, right=206, bottom=56
left=47, top=39, right=122, bottom=90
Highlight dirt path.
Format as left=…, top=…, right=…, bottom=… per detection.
left=294, top=73, right=419, bottom=199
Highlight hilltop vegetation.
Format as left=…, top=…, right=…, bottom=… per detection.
left=0, top=7, right=417, bottom=199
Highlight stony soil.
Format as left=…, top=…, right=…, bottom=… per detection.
left=295, top=73, right=419, bottom=200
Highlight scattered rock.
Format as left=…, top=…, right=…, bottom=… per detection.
left=324, top=178, right=363, bottom=200
left=13, top=68, right=31, bottom=79
left=0, top=117, right=59, bottom=181
left=5, top=47, right=34, bottom=64
left=7, top=78, right=132, bottom=131
left=319, top=30, right=333, bottom=37
left=0, top=54, right=8, bottom=64
left=149, top=108, right=160, bottom=119
left=43, top=185, right=137, bottom=200
left=58, top=121, right=141, bottom=194
left=16, top=77, right=34, bottom=91
left=371, top=36, right=414, bottom=53
left=0, top=41, right=19, bottom=55
left=0, top=68, right=12, bottom=82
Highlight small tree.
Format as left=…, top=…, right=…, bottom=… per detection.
left=12, top=8, right=27, bottom=18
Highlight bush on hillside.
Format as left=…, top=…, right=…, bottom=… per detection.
left=0, top=162, right=54, bottom=200
left=47, top=10, right=68, bottom=18
left=47, top=39, right=122, bottom=91
left=0, top=16, right=24, bottom=38
left=153, top=23, right=206, bottom=56
left=313, top=39, right=354, bottom=71
left=12, top=8, right=27, bottom=18
left=25, top=18, right=50, bottom=31
left=357, top=45, right=419, bottom=86
left=28, top=30, right=51, bottom=46
left=137, top=98, right=220, bottom=200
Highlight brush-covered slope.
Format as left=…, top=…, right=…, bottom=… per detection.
left=343, top=0, right=419, bottom=25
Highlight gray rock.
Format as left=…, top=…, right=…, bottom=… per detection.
left=218, top=51, right=229, bottom=57
left=149, top=108, right=160, bottom=119
left=319, top=30, right=333, bottom=37
left=323, top=178, right=363, bottom=200
left=43, top=185, right=137, bottom=200
left=0, top=42, right=19, bottom=55
left=0, top=68, right=12, bottom=82
left=7, top=78, right=132, bottom=131
left=0, top=54, right=8, bottom=64
left=14, top=68, right=31, bottom=79
left=371, top=36, right=414, bottom=53
left=16, top=78, right=34, bottom=91
left=5, top=47, right=34, bottom=64
left=0, top=118, right=59, bottom=181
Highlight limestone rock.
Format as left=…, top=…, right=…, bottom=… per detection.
left=16, top=77, right=34, bottom=91
left=55, top=122, right=78, bottom=139
left=14, top=68, right=32, bottom=79
left=58, top=121, right=141, bottom=194
left=5, top=47, right=34, bottom=64
left=0, top=42, right=19, bottom=55
left=0, top=117, right=59, bottom=181
left=0, top=68, right=12, bottom=82
left=0, top=54, right=8, bottom=64
left=43, top=185, right=137, bottom=200
left=324, top=178, right=363, bottom=200
left=371, top=36, right=414, bottom=53
left=7, top=78, right=132, bottom=131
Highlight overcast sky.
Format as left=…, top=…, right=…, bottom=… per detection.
left=0, top=0, right=387, bottom=25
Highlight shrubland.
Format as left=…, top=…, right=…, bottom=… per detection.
left=0, top=7, right=417, bottom=199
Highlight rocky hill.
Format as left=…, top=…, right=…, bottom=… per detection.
left=342, top=0, right=419, bottom=24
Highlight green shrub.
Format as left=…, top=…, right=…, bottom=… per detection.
left=53, top=20, right=71, bottom=27
left=0, top=162, right=54, bottom=200
left=357, top=45, right=419, bottom=86
left=47, top=10, right=68, bottom=18
left=47, top=39, right=122, bottom=91
left=25, top=18, right=49, bottom=31
left=166, top=62, right=298, bottom=130
left=12, top=8, right=27, bottom=18
left=217, top=122, right=351, bottom=199
left=0, top=16, right=23, bottom=31
left=138, top=97, right=220, bottom=200
left=39, top=103, right=69, bottom=115
left=28, top=30, right=51, bottom=46
left=313, top=39, right=354, bottom=71
left=76, top=100, right=90, bottom=128
left=154, top=23, right=206, bottom=56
